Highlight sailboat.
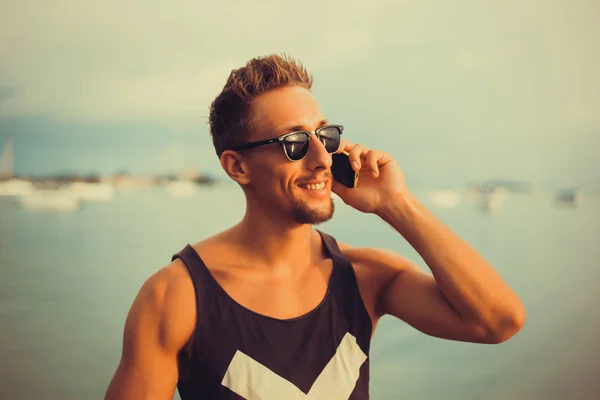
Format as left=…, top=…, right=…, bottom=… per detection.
left=555, top=188, right=584, bottom=207
left=466, top=182, right=510, bottom=214
left=0, top=140, right=35, bottom=197
left=163, top=145, right=199, bottom=198
left=19, top=187, right=81, bottom=212
left=69, top=180, right=115, bottom=202
left=0, top=140, right=80, bottom=211
left=427, top=189, right=462, bottom=209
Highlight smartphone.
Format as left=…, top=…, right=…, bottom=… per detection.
left=331, top=151, right=359, bottom=188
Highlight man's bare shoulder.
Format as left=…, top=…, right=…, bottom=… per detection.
left=337, top=241, right=418, bottom=319
left=337, top=241, right=414, bottom=276
left=144, top=259, right=196, bottom=308
left=104, top=259, right=198, bottom=399
left=130, top=259, right=197, bottom=351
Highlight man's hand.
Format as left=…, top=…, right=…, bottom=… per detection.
left=331, top=140, right=407, bottom=214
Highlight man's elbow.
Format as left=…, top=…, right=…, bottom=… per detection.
left=483, top=306, right=527, bottom=344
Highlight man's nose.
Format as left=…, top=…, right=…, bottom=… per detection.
left=305, top=135, right=333, bottom=170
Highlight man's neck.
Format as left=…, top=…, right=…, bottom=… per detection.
left=232, top=210, right=320, bottom=271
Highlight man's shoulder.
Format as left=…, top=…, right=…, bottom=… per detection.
left=334, top=240, right=420, bottom=321
left=129, top=231, right=235, bottom=351
left=336, top=241, right=414, bottom=287
left=119, top=259, right=198, bottom=354
left=147, top=259, right=194, bottom=296
left=149, top=229, right=233, bottom=302
left=336, top=241, right=407, bottom=269
left=138, top=259, right=196, bottom=315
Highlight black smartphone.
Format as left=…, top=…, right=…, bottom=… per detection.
left=331, top=151, right=359, bottom=188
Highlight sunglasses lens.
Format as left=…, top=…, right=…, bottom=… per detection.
left=317, top=126, right=341, bottom=153
left=281, top=127, right=342, bottom=160
left=283, top=132, right=310, bottom=160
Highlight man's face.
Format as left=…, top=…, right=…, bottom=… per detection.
left=242, top=85, right=336, bottom=225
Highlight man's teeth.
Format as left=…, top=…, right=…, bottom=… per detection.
left=300, top=182, right=326, bottom=190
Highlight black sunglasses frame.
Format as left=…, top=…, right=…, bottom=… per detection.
left=229, top=125, right=344, bottom=161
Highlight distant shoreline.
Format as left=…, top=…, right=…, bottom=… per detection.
left=0, top=172, right=218, bottom=188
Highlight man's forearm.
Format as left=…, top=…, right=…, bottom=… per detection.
left=377, top=192, right=526, bottom=339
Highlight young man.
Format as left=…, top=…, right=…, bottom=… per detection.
left=105, top=54, right=525, bottom=400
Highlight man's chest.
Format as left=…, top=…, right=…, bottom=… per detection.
left=207, top=260, right=334, bottom=320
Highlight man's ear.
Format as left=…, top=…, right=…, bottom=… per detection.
left=220, top=150, right=251, bottom=185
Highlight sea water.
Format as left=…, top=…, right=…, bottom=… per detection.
left=1, top=185, right=598, bottom=399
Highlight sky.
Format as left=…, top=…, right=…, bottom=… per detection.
left=0, top=0, right=598, bottom=188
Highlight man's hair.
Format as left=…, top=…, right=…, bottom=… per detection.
left=208, top=53, right=313, bottom=157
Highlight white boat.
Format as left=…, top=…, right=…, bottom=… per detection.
left=164, top=180, right=198, bottom=198
left=69, top=181, right=115, bottom=201
left=556, top=188, right=584, bottom=206
left=113, top=175, right=157, bottom=192
left=482, top=190, right=509, bottom=214
left=19, top=188, right=80, bottom=212
left=467, top=184, right=510, bottom=214
left=427, top=189, right=461, bottom=209
left=0, top=178, right=35, bottom=197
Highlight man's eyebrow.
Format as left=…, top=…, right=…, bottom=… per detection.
left=281, top=119, right=329, bottom=134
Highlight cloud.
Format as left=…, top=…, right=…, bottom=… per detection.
left=1, top=0, right=598, bottom=186
left=0, top=0, right=598, bottom=149
left=0, top=0, right=392, bottom=122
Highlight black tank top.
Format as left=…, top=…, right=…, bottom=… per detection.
left=171, top=230, right=372, bottom=400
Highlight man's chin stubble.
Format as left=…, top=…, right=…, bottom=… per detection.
left=291, top=197, right=336, bottom=225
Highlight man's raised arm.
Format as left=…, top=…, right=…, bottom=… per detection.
left=331, top=139, right=525, bottom=344
left=375, top=192, right=526, bottom=344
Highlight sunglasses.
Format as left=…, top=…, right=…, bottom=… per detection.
left=229, top=125, right=344, bottom=161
